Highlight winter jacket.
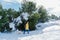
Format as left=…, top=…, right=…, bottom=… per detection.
left=25, top=22, right=29, bottom=30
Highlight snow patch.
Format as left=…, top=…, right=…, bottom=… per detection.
left=43, top=25, right=60, bottom=32
left=9, top=22, right=15, bottom=30
left=21, top=12, right=29, bottom=21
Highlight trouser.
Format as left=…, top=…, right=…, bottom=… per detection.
left=23, top=30, right=29, bottom=34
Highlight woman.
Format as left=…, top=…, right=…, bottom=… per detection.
left=23, top=20, right=29, bottom=34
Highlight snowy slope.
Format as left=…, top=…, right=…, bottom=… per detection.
left=43, top=25, right=60, bottom=32
left=18, top=20, right=60, bottom=40
left=18, top=30, right=60, bottom=40
left=0, top=20, right=60, bottom=40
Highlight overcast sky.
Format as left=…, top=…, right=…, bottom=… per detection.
left=0, top=0, right=60, bottom=16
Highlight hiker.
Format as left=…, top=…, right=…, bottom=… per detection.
left=20, top=15, right=29, bottom=34
left=23, top=20, right=29, bottom=34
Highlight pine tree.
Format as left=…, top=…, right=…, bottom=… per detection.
left=38, top=6, right=48, bottom=23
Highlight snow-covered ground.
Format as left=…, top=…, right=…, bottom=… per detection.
left=18, top=30, right=60, bottom=40
left=0, top=20, right=60, bottom=40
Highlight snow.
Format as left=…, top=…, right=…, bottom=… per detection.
left=21, top=12, right=29, bottom=21
left=43, top=25, right=60, bottom=32
left=9, top=22, right=15, bottom=30
left=18, top=30, right=60, bottom=40
left=0, top=20, right=60, bottom=40
left=13, top=12, right=29, bottom=23
left=9, top=12, right=29, bottom=31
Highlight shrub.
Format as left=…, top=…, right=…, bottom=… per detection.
left=0, top=23, right=12, bottom=32
left=17, top=16, right=26, bottom=31
left=4, top=23, right=12, bottom=32
left=29, top=13, right=40, bottom=30
left=0, top=23, right=5, bottom=32
left=17, top=13, right=40, bottom=31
